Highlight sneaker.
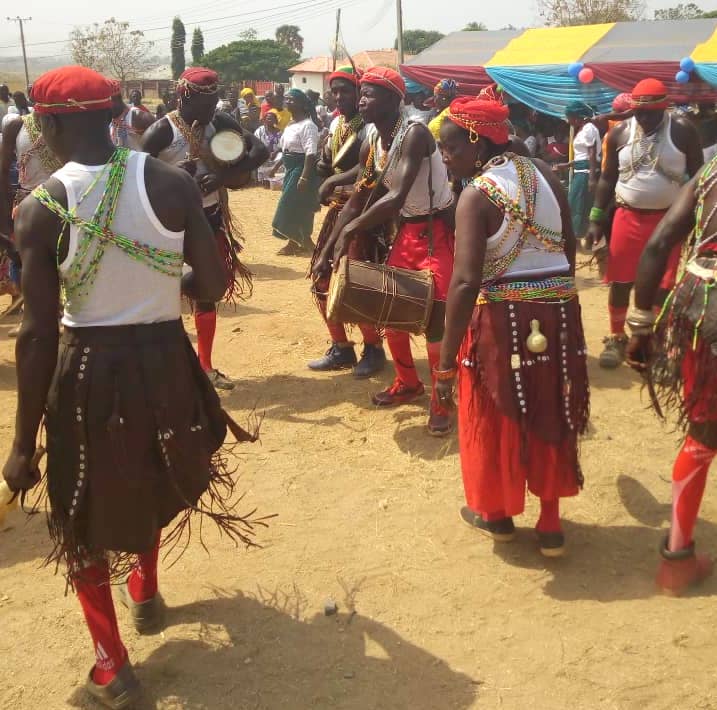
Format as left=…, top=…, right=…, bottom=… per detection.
left=656, top=538, right=713, bottom=596
left=372, top=379, right=425, bottom=407
left=460, top=506, right=515, bottom=542
left=537, top=531, right=566, bottom=558
left=427, top=402, right=453, bottom=437
left=353, top=344, right=387, bottom=378
left=206, top=369, right=235, bottom=391
left=308, top=343, right=357, bottom=371
left=598, top=334, right=628, bottom=369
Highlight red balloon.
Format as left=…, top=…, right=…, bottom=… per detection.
left=578, top=67, right=594, bottom=84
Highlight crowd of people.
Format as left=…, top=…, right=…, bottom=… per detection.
left=0, top=63, right=716, bottom=708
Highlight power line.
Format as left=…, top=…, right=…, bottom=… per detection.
left=0, top=0, right=346, bottom=51
left=6, top=16, right=32, bottom=88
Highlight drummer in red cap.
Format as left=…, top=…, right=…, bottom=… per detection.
left=588, top=77, right=703, bottom=370
left=143, top=66, right=268, bottom=391
left=313, top=66, right=456, bottom=436
left=307, top=66, right=386, bottom=377
left=2, top=65, right=262, bottom=707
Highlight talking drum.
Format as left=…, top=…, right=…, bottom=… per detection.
left=209, top=129, right=246, bottom=165
left=327, top=257, right=434, bottom=334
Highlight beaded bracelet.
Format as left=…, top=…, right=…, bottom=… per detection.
left=589, top=206, right=605, bottom=223
left=433, top=367, right=458, bottom=381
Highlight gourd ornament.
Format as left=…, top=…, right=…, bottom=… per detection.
left=526, top=319, right=548, bottom=353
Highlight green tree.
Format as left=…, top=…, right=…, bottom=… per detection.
left=202, top=39, right=300, bottom=83
left=463, top=22, right=487, bottom=30
left=275, top=24, right=304, bottom=54
left=654, top=3, right=704, bottom=18
left=539, top=0, right=645, bottom=25
left=395, top=30, right=445, bottom=55
left=191, top=27, right=204, bottom=64
left=171, top=16, right=186, bottom=80
left=239, top=28, right=258, bottom=40
left=703, top=10, right=717, bottom=17
left=69, top=18, right=153, bottom=82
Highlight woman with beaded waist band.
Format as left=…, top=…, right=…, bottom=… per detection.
left=435, top=93, right=589, bottom=559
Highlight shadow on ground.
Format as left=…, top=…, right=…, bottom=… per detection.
left=68, top=585, right=479, bottom=710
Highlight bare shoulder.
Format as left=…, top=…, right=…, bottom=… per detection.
left=213, top=112, right=242, bottom=133
left=672, top=113, right=700, bottom=138
left=402, top=121, right=434, bottom=156
left=1, top=114, right=23, bottom=142
left=15, top=177, right=66, bottom=252
left=141, top=116, right=173, bottom=152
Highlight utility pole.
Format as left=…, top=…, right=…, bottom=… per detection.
left=7, top=16, right=32, bottom=90
left=332, top=9, right=341, bottom=72
left=395, top=0, right=404, bottom=65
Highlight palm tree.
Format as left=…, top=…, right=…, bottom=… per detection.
left=275, top=25, right=304, bottom=54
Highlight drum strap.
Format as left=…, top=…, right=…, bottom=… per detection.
left=427, top=147, right=434, bottom=258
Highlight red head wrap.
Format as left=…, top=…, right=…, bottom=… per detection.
left=631, top=78, right=669, bottom=110
left=177, top=67, right=219, bottom=97
left=445, top=95, right=510, bottom=145
left=328, top=66, right=362, bottom=87
left=31, top=65, right=114, bottom=115
left=612, top=92, right=631, bottom=113
left=360, top=67, right=406, bottom=99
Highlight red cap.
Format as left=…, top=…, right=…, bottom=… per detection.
left=328, top=66, right=362, bottom=87
left=631, top=78, right=669, bottom=110
left=445, top=96, right=510, bottom=145
left=177, top=67, right=219, bottom=96
left=31, top=65, right=115, bottom=115
left=360, top=67, right=406, bottom=99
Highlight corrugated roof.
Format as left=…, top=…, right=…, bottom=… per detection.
left=291, top=49, right=410, bottom=74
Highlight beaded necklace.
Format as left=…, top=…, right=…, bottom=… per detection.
left=331, top=113, right=364, bottom=162
left=619, top=116, right=685, bottom=185
left=357, top=114, right=404, bottom=191
left=691, top=151, right=717, bottom=257
left=33, top=147, right=183, bottom=306
left=168, top=109, right=207, bottom=162
left=20, top=113, right=61, bottom=179
left=472, top=153, right=564, bottom=282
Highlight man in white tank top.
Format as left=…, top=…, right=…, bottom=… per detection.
left=143, top=67, right=268, bottom=391
left=109, top=89, right=154, bottom=151
left=313, top=67, right=456, bottom=437
left=587, top=78, right=703, bottom=369
left=2, top=65, right=261, bottom=708
left=0, top=111, right=62, bottom=330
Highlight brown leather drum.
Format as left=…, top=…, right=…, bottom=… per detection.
left=326, top=256, right=434, bottom=334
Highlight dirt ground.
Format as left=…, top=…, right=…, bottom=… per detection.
left=2, top=187, right=717, bottom=710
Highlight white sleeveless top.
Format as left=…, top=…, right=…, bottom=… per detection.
left=615, top=114, right=688, bottom=210
left=158, top=113, right=218, bottom=208
left=377, top=124, right=453, bottom=218
left=53, top=151, right=184, bottom=328
left=16, top=121, right=52, bottom=190
left=477, top=158, right=569, bottom=281
left=110, top=107, right=144, bottom=152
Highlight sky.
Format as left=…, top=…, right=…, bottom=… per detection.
left=0, top=0, right=714, bottom=63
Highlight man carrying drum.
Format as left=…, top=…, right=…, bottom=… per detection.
left=308, top=65, right=386, bottom=378
left=142, top=67, right=268, bottom=391
left=313, top=67, right=455, bottom=437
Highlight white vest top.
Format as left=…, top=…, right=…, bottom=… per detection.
left=110, top=107, right=144, bottom=152
left=377, top=124, right=453, bottom=218
left=53, top=151, right=184, bottom=328
left=615, top=114, right=688, bottom=210
left=16, top=120, right=53, bottom=191
left=158, top=113, right=218, bottom=207
left=479, top=158, right=569, bottom=281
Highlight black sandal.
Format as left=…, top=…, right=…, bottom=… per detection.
left=85, top=660, right=141, bottom=709
left=118, top=581, right=165, bottom=635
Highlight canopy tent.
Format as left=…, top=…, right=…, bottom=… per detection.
left=401, top=19, right=717, bottom=117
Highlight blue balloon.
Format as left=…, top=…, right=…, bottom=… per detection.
left=676, top=70, right=691, bottom=84
left=568, top=62, right=583, bottom=78
left=680, top=56, right=695, bottom=73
